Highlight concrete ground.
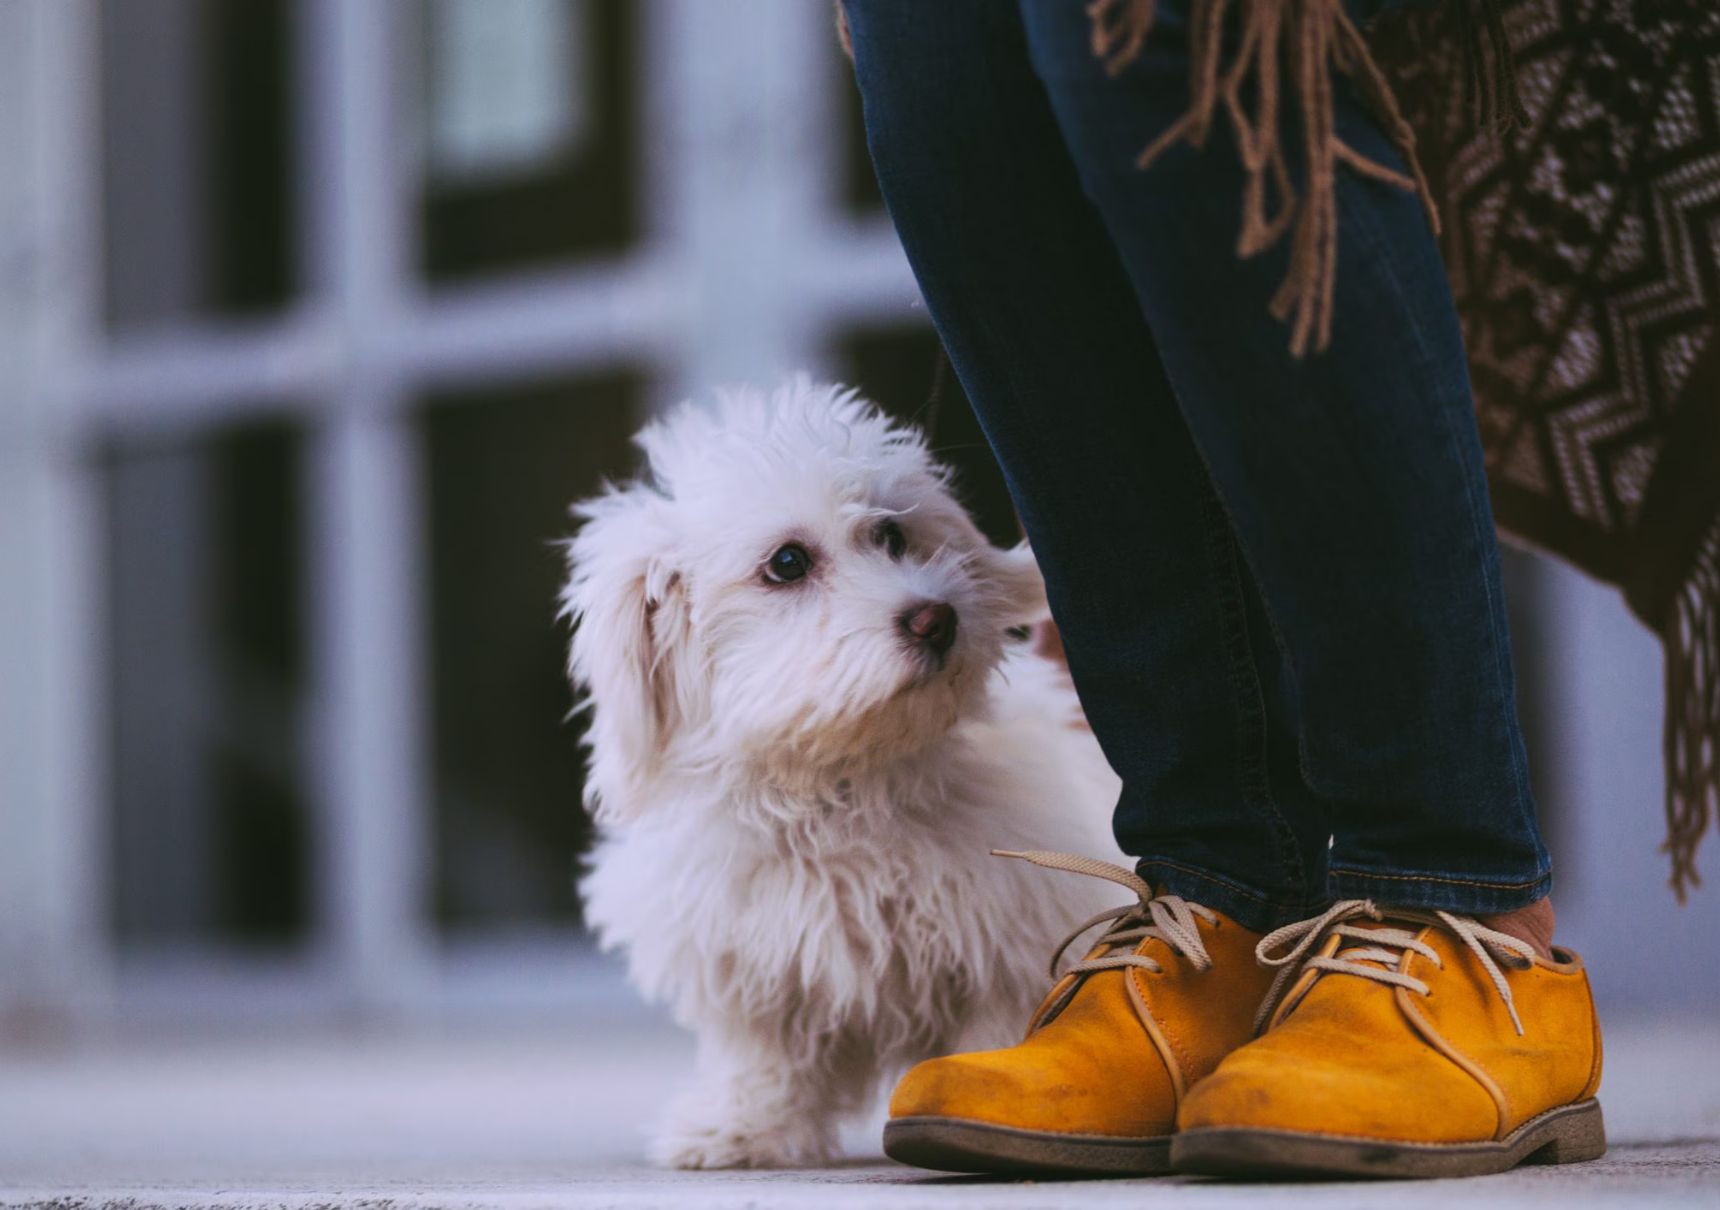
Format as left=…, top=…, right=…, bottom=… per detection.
left=2, top=1009, right=1716, bottom=1209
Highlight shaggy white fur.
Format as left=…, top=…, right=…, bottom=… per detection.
left=562, top=378, right=1123, bottom=1169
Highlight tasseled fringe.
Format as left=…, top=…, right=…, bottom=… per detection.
left=1087, top=0, right=1437, bottom=355
left=1664, top=515, right=1720, bottom=902
left=1087, top=0, right=1520, bottom=356
left=838, top=0, right=1524, bottom=355
left=1453, top=0, right=1529, bottom=133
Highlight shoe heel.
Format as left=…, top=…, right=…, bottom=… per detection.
left=1527, top=1100, right=1606, bottom=1165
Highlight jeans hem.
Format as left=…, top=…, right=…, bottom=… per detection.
left=1136, top=857, right=1328, bottom=933
left=1326, top=864, right=1553, bottom=914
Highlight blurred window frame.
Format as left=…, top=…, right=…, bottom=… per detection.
left=4, top=0, right=925, bottom=1027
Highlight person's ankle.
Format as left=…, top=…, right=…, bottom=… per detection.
left=1480, top=897, right=1556, bottom=961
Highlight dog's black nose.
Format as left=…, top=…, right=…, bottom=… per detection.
left=900, top=601, right=958, bottom=654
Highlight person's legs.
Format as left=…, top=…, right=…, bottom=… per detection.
left=844, top=0, right=1330, bottom=932
left=847, top=0, right=1603, bottom=1181
left=1017, top=0, right=1550, bottom=914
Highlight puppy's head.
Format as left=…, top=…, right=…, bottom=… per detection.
left=562, top=377, right=1047, bottom=820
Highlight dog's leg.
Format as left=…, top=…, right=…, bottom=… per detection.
left=652, top=1027, right=842, bottom=1169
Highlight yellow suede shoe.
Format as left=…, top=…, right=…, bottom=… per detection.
left=883, top=851, right=1274, bottom=1176
left=1173, top=901, right=1606, bottom=1179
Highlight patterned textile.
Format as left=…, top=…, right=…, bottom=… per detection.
left=1373, top=0, right=1720, bottom=897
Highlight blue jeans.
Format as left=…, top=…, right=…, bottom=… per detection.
left=843, top=0, right=1551, bottom=930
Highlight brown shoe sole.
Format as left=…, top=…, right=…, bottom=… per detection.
left=884, top=1115, right=1173, bottom=1176
left=1172, top=1097, right=1606, bottom=1180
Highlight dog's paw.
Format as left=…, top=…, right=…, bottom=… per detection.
left=650, top=1122, right=832, bottom=1170
left=651, top=1127, right=737, bottom=1170
left=652, top=1112, right=835, bottom=1169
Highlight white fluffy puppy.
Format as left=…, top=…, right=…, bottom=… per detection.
left=563, top=377, right=1123, bottom=1169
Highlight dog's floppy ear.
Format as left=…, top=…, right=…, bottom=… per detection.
left=561, top=483, right=687, bottom=824
left=986, top=539, right=1052, bottom=627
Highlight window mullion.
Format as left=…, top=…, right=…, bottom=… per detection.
left=300, top=0, right=432, bottom=1014
left=0, top=0, right=112, bottom=1027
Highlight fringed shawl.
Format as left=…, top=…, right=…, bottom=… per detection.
left=1370, top=0, right=1720, bottom=900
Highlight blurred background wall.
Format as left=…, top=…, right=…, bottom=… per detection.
left=0, top=0, right=1712, bottom=1043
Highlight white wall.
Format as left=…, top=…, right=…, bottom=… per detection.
left=1533, top=556, right=1720, bottom=1014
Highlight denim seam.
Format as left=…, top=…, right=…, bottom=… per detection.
left=1245, top=562, right=1317, bottom=791
left=1213, top=524, right=1322, bottom=798
left=1176, top=421, right=1312, bottom=901
left=1139, top=857, right=1302, bottom=907
left=1328, top=865, right=1551, bottom=890
left=1203, top=505, right=1268, bottom=810
left=1214, top=521, right=1334, bottom=886
left=1199, top=490, right=1307, bottom=886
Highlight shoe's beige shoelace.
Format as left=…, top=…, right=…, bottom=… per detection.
left=991, top=850, right=1217, bottom=980
left=1252, top=900, right=1538, bottom=1035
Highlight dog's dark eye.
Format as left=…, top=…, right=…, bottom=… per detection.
left=875, top=520, right=907, bottom=560
left=765, top=543, right=813, bottom=583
